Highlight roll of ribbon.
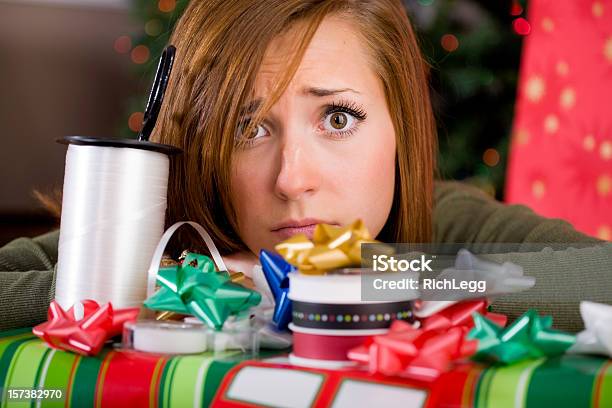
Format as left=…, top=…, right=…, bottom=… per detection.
left=55, top=137, right=179, bottom=309
left=291, top=300, right=414, bottom=330
left=292, top=330, right=371, bottom=362
left=123, top=320, right=208, bottom=354
left=288, top=269, right=418, bottom=364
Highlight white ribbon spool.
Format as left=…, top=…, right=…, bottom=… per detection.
left=55, top=142, right=172, bottom=309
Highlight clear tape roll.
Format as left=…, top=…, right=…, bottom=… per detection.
left=55, top=144, right=169, bottom=309
left=123, top=320, right=209, bottom=354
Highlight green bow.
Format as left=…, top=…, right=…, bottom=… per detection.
left=468, top=309, right=576, bottom=365
left=143, top=252, right=261, bottom=330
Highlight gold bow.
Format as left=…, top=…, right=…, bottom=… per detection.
left=275, top=219, right=379, bottom=274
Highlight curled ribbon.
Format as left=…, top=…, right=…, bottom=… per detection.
left=419, top=299, right=507, bottom=331
left=348, top=320, right=478, bottom=382
left=275, top=219, right=378, bottom=274
left=33, top=300, right=139, bottom=356
left=468, top=309, right=576, bottom=365
left=143, top=252, right=261, bottom=330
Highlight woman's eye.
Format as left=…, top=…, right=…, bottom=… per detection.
left=320, top=101, right=367, bottom=137
left=238, top=120, right=268, bottom=142
left=323, top=111, right=356, bottom=132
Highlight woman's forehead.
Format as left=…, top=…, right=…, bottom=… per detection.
left=253, top=15, right=378, bottom=100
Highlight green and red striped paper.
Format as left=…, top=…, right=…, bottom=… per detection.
left=435, top=355, right=612, bottom=407
left=0, top=328, right=245, bottom=407
left=1, top=328, right=611, bottom=407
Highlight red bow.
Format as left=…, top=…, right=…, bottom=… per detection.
left=419, top=299, right=507, bottom=331
left=33, top=300, right=139, bottom=356
left=348, top=320, right=479, bottom=382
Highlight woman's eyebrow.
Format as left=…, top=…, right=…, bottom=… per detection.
left=240, top=87, right=361, bottom=115
left=303, top=87, right=361, bottom=96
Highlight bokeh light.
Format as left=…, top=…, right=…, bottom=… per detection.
left=128, top=112, right=144, bottom=132
left=158, top=0, right=176, bottom=13
left=510, top=1, right=523, bottom=16
left=483, top=148, right=500, bottom=167
left=130, top=45, right=150, bottom=64
left=441, top=34, right=459, bottom=52
left=513, top=18, right=531, bottom=36
left=113, top=36, right=131, bottom=54
left=145, top=19, right=163, bottom=37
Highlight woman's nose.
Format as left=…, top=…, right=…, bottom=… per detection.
left=274, top=137, right=321, bottom=201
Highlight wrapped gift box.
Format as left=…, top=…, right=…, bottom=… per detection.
left=1, top=328, right=611, bottom=407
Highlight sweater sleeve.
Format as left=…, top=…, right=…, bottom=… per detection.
left=0, top=230, right=59, bottom=331
left=433, top=181, right=611, bottom=332
left=433, top=181, right=602, bottom=245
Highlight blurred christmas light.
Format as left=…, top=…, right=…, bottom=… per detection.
left=583, top=134, right=596, bottom=151
left=514, top=129, right=530, bottom=145
left=145, top=19, right=163, bottom=37
left=544, top=114, right=559, bottom=134
left=418, top=0, right=434, bottom=5
left=525, top=75, right=545, bottom=103
left=604, top=37, right=612, bottom=63
left=597, top=174, right=611, bottom=196
left=531, top=180, right=546, bottom=199
left=131, top=45, right=150, bottom=64
left=158, top=0, right=176, bottom=13
left=483, top=148, right=500, bottom=167
left=441, top=34, right=459, bottom=52
left=592, top=2, right=604, bottom=18
left=601, top=141, right=612, bottom=160
left=513, top=17, right=531, bottom=36
left=597, top=225, right=611, bottom=241
left=541, top=17, right=554, bottom=33
left=113, top=35, right=131, bottom=54
left=556, top=61, right=569, bottom=77
left=128, top=112, right=144, bottom=132
left=510, top=1, right=523, bottom=16
left=559, top=87, right=576, bottom=110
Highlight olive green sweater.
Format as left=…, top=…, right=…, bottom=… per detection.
left=1, top=181, right=610, bottom=332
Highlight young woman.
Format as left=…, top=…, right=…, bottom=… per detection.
left=1, top=0, right=609, bottom=332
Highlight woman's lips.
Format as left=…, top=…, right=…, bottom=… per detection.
left=271, top=219, right=339, bottom=240
left=272, top=224, right=319, bottom=240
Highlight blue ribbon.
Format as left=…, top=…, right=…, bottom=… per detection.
left=260, top=249, right=296, bottom=330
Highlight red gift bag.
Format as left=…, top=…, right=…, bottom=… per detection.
left=506, top=0, right=612, bottom=240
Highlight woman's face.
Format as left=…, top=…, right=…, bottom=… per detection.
left=230, top=15, right=396, bottom=254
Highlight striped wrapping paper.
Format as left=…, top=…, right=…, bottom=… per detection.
left=0, top=328, right=247, bottom=407
left=435, top=356, right=612, bottom=408
left=1, top=328, right=611, bottom=407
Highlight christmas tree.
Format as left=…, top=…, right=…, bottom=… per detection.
left=118, top=0, right=528, bottom=199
